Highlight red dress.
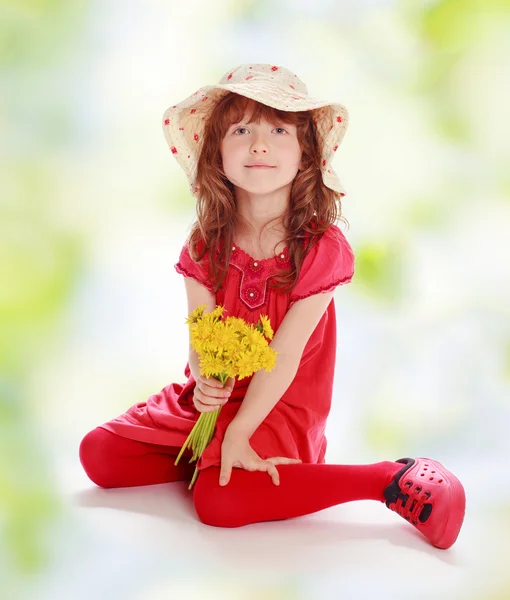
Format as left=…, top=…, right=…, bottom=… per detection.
left=99, top=224, right=355, bottom=471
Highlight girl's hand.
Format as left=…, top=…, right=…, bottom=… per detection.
left=193, top=375, right=235, bottom=413
left=219, top=427, right=302, bottom=486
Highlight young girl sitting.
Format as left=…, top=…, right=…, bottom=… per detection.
left=79, top=63, right=466, bottom=550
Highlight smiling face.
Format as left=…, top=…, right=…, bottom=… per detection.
left=220, top=105, right=303, bottom=196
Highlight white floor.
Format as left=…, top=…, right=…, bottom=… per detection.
left=12, top=450, right=510, bottom=600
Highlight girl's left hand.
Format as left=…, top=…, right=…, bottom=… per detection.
left=219, top=428, right=302, bottom=487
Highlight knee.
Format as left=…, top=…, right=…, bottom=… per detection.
left=79, top=427, right=119, bottom=488
left=192, top=467, right=242, bottom=528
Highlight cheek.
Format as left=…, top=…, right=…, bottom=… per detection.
left=221, top=150, right=235, bottom=171
left=282, top=145, right=302, bottom=168
left=277, top=137, right=300, bottom=157
left=222, top=143, right=244, bottom=170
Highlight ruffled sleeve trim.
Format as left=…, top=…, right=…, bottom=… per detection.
left=288, top=270, right=354, bottom=303
left=174, top=261, right=215, bottom=292
left=173, top=238, right=215, bottom=293
left=288, top=225, right=355, bottom=303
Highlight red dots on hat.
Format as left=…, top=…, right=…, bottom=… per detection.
left=202, top=96, right=208, bottom=101
left=271, top=66, right=279, bottom=71
left=333, top=145, right=338, bottom=151
left=329, top=125, right=334, bottom=131
left=227, top=73, right=233, bottom=80
left=164, top=118, right=170, bottom=125
left=171, top=146, right=178, bottom=154
left=336, top=116, right=343, bottom=123
left=190, top=108, right=197, bottom=114
left=289, top=84, right=295, bottom=89
left=193, top=133, right=199, bottom=142
left=322, top=160, right=326, bottom=166
left=245, top=75, right=253, bottom=80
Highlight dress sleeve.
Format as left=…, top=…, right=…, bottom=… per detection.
left=289, top=225, right=355, bottom=304
left=174, top=238, right=214, bottom=292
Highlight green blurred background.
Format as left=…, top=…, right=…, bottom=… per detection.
left=1, top=0, right=509, bottom=598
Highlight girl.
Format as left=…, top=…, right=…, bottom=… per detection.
left=79, top=63, right=466, bottom=550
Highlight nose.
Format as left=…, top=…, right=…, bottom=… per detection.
left=250, top=132, right=268, bottom=154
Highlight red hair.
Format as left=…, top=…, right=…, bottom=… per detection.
left=188, top=92, right=348, bottom=294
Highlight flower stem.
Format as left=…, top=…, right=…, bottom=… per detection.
left=175, top=372, right=226, bottom=488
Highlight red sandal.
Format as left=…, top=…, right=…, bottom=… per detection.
left=383, top=457, right=466, bottom=549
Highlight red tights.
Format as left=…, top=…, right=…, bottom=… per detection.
left=79, top=427, right=403, bottom=528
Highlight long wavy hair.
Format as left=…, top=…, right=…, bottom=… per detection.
left=188, top=92, right=348, bottom=295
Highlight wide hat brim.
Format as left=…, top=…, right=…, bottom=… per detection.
left=162, top=81, right=349, bottom=196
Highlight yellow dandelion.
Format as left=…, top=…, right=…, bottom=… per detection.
left=201, top=313, right=216, bottom=328
left=243, top=325, right=268, bottom=351
left=210, top=305, right=227, bottom=322
left=199, top=353, right=226, bottom=379
left=225, top=316, right=248, bottom=335
left=190, top=319, right=216, bottom=352
left=258, top=315, right=274, bottom=340
left=235, top=351, right=258, bottom=380
left=236, top=324, right=254, bottom=344
left=220, top=346, right=242, bottom=366
left=219, top=359, right=237, bottom=380
left=211, top=322, right=238, bottom=352
left=185, top=304, right=207, bottom=325
left=260, top=346, right=278, bottom=371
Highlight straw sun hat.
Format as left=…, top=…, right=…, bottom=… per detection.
left=162, top=63, right=349, bottom=196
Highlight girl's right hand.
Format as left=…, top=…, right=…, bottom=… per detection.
left=192, top=375, right=234, bottom=413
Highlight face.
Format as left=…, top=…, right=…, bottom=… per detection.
left=220, top=113, right=303, bottom=196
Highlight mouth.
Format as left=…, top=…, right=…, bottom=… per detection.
left=245, top=165, right=276, bottom=169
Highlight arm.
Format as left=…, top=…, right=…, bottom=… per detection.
left=227, top=290, right=335, bottom=439
left=188, top=346, right=202, bottom=382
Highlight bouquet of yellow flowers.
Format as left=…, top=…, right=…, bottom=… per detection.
left=174, top=304, right=278, bottom=489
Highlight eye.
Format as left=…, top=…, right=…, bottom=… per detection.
left=232, top=126, right=289, bottom=135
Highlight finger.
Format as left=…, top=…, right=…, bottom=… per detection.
left=257, top=462, right=279, bottom=485
left=204, top=382, right=231, bottom=399
left=194, top=396, right=220, bottom=412
left=195, top=382, right=215, bottom=403
left=267, top=457, right=302, bottom=465
left=203, top=401, right=221, bottom=412
left=199, top=377, right=223, bottom=393
left=212, top=378, right=229, bottom=392
left=201, top=393, right=227, bottom=405
left=219, top=465, right=231, bottom=486
left=266, top=464, right=280, bottom=486
left=203, top=375, right=222, bottom=387
left=195, top=388, right=225, bottom=406
left=203, top=392, right=229, bottom=406
left=198, top=394, right=218, bottom=406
